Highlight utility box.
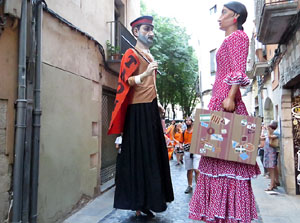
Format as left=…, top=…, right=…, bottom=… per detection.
left=4, top=0, right=22, bottom=19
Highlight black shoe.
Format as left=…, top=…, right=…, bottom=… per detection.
left=184, top=186, right=193, bottom=194
left=180, top=160, right=184, bottom=164
left=141, top=209, right=155, bottom=218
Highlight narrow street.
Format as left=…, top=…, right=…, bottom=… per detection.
left=2, top=1, right=300, bottom=222
left=65, top=157, right=300, bottom=223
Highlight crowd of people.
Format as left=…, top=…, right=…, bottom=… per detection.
left=164, top=118, right=201, bottom=194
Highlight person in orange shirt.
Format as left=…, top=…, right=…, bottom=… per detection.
left=166, top=120, right=175, bottom=138
left=172, top=124, right=183, bottom=165
left=181, top=117, right=201, bottom=194
left=164, top=134, right=174, bottom=160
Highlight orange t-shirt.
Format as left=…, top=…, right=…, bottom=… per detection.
left=182, top=129, right=193, bottom=144
left=173, top=131, right=183, bottom=146
left=166, top=125, right=174, bottom=138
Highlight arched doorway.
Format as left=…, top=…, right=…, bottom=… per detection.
left=263, top=97, right=274, bottom=124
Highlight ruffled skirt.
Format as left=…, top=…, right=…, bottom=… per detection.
left=189, top=157, right=260, bottom=222
left=191, top=81, right=260, bottom=222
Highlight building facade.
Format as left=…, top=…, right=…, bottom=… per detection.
left=0, top=0, right=140, bottom=222
left=0, top=2, right=19, bottom=221
left=248, top=0, right=300, bottom=195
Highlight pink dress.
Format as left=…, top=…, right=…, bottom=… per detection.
left=189, top=30, right=261, bottom=223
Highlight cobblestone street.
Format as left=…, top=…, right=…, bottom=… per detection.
left=64, top=157, right=300, bottom=223
left=100, top=158, right=193, bottom=223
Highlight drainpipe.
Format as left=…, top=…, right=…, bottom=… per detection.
left=30, top=1, right=43, bottom=222
left=22, top=1, right=36, bottom=221
left=12, top=0, right=27, bottom=222
left=257, top=75, right=264, bottom=117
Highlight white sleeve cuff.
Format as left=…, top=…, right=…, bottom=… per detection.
left=135, top=75, right=142, bottom=84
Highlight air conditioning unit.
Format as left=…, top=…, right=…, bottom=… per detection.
left=4, top=0, right=22, bottom=18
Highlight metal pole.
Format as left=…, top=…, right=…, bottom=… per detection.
left=22, top=1, right=37, bottom=221
left=12, top=0, right=28, bottom=222
left=257, top=75, right=264, bottom=117
left=30, top=1, right=42, bottom=222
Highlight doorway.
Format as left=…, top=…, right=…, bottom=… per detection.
left=100, top=90, right=118, bottom=188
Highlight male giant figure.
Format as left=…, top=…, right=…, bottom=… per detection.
left=108, top=16, right=174, bottom=218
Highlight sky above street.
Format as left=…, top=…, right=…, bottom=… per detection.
left=144, top=0, right=205, bottom=39
left=144, top=0, right=255, bottom=49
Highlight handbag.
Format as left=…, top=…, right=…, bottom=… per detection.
left=269, top=137, right=279, bottom=148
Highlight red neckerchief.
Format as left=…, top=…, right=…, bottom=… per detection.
left=108, top=49, right=140, bottom=135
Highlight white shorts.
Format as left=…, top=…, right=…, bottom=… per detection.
left=184, top=151, right=201, bottom=170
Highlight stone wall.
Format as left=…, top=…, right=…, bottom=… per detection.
left=280, top=89, right=296, bottom=194
left=0, top=100, right=11, bottom=222
left=280, top=30, right=300, bottom=87
left=0, top=14, right=18, bottom=221
left=277, top=29, right=300, bottom=194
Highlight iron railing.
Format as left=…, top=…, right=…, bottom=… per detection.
left=106, top=21, right=136, bottom=58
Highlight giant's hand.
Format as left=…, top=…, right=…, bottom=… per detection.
left=222, top=97, right=235, bottom=112
left=143, top=61, right=158, bottom=77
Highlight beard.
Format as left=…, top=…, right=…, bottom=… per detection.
left=137, top=33, right=153, bottom=48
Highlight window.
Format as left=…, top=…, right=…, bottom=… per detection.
left=210, top=49, right=217, bottom=76
left=210, top=5, right=217, bottom=15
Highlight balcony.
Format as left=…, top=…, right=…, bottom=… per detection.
left=106, top=21, right=137, bottom=73
left=249, top=62, right=270, bottom=79
left=257, top=0, right=299, bottom=44
left=247, top=35, right=270, bottom=79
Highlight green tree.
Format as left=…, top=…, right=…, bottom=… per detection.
left=141, top=3, right=199, bottom=118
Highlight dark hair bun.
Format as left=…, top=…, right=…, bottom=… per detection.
left=224, top=1, right=247, bottom=30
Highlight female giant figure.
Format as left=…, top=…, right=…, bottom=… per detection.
left=189, top=2, right=260, bottom=222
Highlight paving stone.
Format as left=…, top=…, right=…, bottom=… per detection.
left=252, top=158, right=300, bottom=223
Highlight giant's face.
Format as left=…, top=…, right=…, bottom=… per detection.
left=135, top=24, right=154, bottom=47
left=218, top=6, right=238, bottom=31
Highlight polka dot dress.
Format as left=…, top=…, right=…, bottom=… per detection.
left=189, top=30, right=261, bottom=223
